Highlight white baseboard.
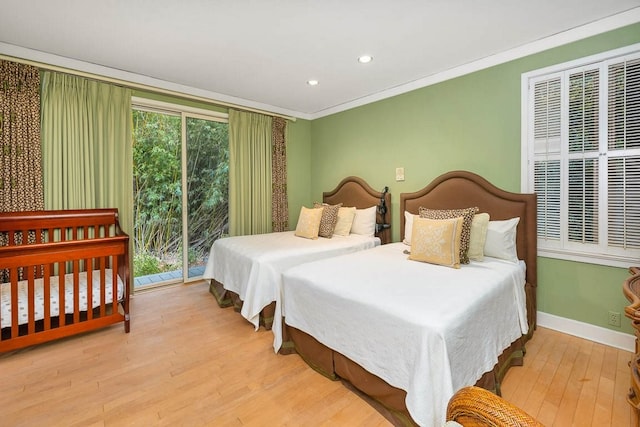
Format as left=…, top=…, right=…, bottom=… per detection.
left=537, top=311, right=635, bottom=353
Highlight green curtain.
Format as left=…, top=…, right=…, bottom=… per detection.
left=41, top=72, right=133, bottom=237
left=229, top=109, right=272, bottom=236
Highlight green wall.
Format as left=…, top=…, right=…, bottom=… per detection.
left=285, top=118, right=312, bottom=227
left=306, top=23, right=640, bottom=334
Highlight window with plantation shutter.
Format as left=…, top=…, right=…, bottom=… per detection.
left=533, top=78, right=561, bottom=242
left=522, top=44, right=640, bottom=267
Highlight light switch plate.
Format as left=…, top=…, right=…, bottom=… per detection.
left=396, top=167, right=405, bottom=181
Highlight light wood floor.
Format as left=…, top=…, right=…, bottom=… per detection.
left=0, top=281, right=633, bottom=426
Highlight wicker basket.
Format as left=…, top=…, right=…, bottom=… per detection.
left=446, top=386, right=544, bottom=427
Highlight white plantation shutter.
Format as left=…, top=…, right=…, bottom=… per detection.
left=608, top=157, right=640, bottom=249
left=608, top=58, right=640, bottom=152
left=534, top=160, right=561, bottom=240
left=567, top=68, right=600, bottom=245
left=568, top=69, right=600, bottom=153
left=567, top=158, right=598, bottom=244
left=524, top=46, right=640, bottom=266
left=607, top=57, right=640, bottom=251
left=533, top=78, right=561, bottom=242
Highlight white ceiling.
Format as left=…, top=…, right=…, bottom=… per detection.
left=1, top=1, right=640, bottom=119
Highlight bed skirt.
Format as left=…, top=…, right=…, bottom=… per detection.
left=209, top=279, right=275, bottom=330
left=280, top=322, right=526, bottom=427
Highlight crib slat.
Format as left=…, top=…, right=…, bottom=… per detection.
left=58, top=261, right=65, bottom=327
left=73, top=260, right=80, bottom=324
left=44, top=264, right=51, bottom=330
left=27, top=265, right=35, bottom=335
left=100, top=257, right=106, bottom=317
left=112, top=256, right=118, bottom=313
left=87, top=259, right=93, bottom=321
left=10, top=268, right=18, bottom=339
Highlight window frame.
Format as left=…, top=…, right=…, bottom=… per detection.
left=521, top=43, right=640, bottom=268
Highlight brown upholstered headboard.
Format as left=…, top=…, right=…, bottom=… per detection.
left=323, top=176, right=391, bottom=245
left=400, top=170, right=537, bottom=330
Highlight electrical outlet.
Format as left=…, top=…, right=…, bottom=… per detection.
left=608, top=310, right=621, bottom=327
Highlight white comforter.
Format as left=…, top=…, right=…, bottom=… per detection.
left=281, top=242, right=528, bottom=427
left=202, top=231, right=380, bottom=345
left=1, top=269, right=124, bottom=328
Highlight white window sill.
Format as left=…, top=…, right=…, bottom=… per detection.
left=538, top=248, right=638, bottom=269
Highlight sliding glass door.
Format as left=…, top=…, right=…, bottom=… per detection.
left=132, top=99, right=228, bottom=289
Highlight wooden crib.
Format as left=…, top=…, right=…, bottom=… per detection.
left=0, top=209, right=130, bottom=353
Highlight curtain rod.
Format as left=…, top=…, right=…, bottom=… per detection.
left=0, top=53, right=297, bottom=122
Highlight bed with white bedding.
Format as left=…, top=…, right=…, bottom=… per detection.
left=202, top=176, right=391, bottom=333
left=203, top=231, right=380, bottom=340
left=278, top=170, right=537, bottom=427
left=282, top=243, right=528, bottom=426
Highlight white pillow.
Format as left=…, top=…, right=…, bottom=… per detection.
left=484, top=217, right=520, bottom=262
left=333, top=207, right=357, bottom=236
left=350, top=205, right=377, bottom=236
left=468, top=213, right=490, bottom=261
left=403, top=210, right=416, bottom=245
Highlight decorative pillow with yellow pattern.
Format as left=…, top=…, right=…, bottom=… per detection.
left=418, top=206, right=478, bottom=264
left=295, top=206, right=323, bottom=239
left=408, top=217, right=464, bottom=268
left=313, top=202, right=343, bottom=238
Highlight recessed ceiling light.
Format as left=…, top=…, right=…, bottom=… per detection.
left=307, top=79, right=319, bottom=86
left=358, top=55, right=373, bottom=64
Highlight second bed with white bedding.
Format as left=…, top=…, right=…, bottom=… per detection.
left=203, top=231, right=380, bottom=340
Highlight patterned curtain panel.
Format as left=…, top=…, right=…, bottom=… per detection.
left=0, top=60, right=44, bottom=212
left=271, top=117, right=288, bottom=231
left=228, top=109, right=273, bottom=236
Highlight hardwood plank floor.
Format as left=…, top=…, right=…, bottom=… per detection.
left=500, top=323, right=632, bottom=427
left=0, top=281, right=633, bottom=426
